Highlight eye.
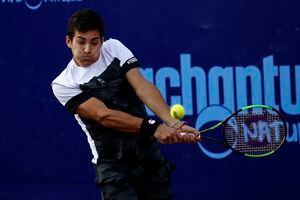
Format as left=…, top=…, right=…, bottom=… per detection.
left=77, top=39, right=85, bottom=45
left=91, top=40, right=100, bottom=45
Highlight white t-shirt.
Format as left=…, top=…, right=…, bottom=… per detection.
left=51, top=38, right=143, bottom=164
left=52, top=38, right=137, bottom=106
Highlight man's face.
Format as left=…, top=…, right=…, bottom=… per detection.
left=66, top=30, right=103, bottom=67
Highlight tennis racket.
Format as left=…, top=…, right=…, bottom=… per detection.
left=180, top=105, right=287, bottom=158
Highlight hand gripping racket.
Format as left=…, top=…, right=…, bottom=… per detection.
left=181, top=105, right=287, bottom=158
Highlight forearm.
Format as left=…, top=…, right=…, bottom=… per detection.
left=125, top=68, right=179, bottom=127
left=97, top=109, right=143, bottom=133
left=135, top=82, right=179, bottom=127
left=76, top=97, right=143, bottom=134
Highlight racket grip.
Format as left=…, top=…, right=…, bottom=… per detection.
left=178, top=132, right=201, bottom=140
left=176, top=122, right=201, bottom=140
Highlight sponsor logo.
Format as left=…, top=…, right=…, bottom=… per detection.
left=1, top=0, right=83, bottom=10
left=127, top=57, right=138, bottom=65
left=148, top=119, right=156, bottom=124
left=97, top=78, right=106, bottom=84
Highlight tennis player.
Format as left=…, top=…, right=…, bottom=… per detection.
left=52, top=9, right=199, bottom=200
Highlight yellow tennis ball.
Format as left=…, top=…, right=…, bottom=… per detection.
left=170, top=104, right=185, bottom=119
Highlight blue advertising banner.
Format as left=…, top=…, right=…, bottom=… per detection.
left=0, top=0, right=299, bottom=199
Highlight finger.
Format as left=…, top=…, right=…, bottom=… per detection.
left=194, top=133, right=201, bottom=140
left=176, top=132, right=185, bottom=143
left=186, top=134, right=196, bottom=143
left=191, top=134, right=199, bottom=143
left=182, top=133, right=191, bottom=143
left=172, top=121, right=188, bottom=131
left=164, top=138, right=172, bottom=144
left=181, top=125, right=200, bottom=134
left=158, top=139, right=165, bottom=144
left=165, top=134, right=176, bottom=144
left=190, top=133, right=201, bottom=142
left=178, top=132, right=189, bottom=140
left=179, top=133, right=188, bottom=143
left=172, top=134, right=179, bottom=143
left=197, top=134, right=201, bottom=140
left=179, top=133, right=199, bottom=143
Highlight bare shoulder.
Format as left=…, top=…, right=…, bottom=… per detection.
left=126, top=68, right=145, bottom=82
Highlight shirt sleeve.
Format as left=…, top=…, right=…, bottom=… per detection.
left=52, top=82, right=91, bottom=114
left=108, top=39, right=141, bottom=75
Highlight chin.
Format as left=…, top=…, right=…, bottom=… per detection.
left=81, top=63, right=91, bottom=67
left=80, top=60, right=93, bottom=67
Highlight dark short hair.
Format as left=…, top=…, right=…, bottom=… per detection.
left=67, top=9, right=105, bottom=40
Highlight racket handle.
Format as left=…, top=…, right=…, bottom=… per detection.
left=178, top=132, right=201, bottom=140
left=176, top=122, right=200, bottom=140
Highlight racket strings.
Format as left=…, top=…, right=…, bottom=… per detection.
left=224, top=108, right=286, bottom=155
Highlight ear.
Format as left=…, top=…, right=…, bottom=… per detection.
left=66, top=36, right=72, bottom=48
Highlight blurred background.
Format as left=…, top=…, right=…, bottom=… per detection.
left=0, top=0, right=299, bottom=199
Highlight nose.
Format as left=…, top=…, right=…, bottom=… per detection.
left=84, top=44, right=91, bottom=54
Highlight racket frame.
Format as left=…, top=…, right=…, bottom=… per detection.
left=199, top=104, right=287, bottom=158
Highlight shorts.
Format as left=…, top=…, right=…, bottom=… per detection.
left=94, top=148, right=176, bottom=200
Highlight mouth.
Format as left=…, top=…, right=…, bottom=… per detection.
left=81, top=56, right=91, bottom=60
left=80, top=57, right=93, bottom=63
left=79, top=57, right=95, bottom=66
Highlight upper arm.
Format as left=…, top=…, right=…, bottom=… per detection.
left=125, top=68, right=151, bottom=92
left=75, top=97, right=109, bottom=121
left=52, top=82, right=108, bottom=120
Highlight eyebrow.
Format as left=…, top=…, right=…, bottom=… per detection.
left=77, top=36, right=86, bottom=40
left=76, top=36, right=100, bottom=40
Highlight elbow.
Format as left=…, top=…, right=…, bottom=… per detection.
left=94, top=108, right=111, bottom=123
